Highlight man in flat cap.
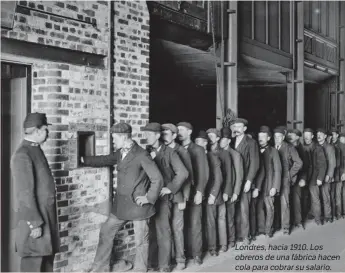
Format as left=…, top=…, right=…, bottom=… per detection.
left=10, top=112, right=59, bottom=272
left=231, top=118, right=259, bottom=245
left=300, top=128, right=326, bottom=225
left=330, top=128, right=345, bottom=220
left=206, top=128, right=231, bottom=254
left=81, top=122, right=163, bottom=272
left=219, top=127, right=243, bottom=248
left=273, top=127, right=302, bottom=234
left=143, top=122, right=188, bottom=272
left=161, top=123, right=193, bottom=270
left=316, top=128, right=336, bottom=223
left=255, top=126, right=281, bottom=238
left=177, top=123, right=208, bottom=265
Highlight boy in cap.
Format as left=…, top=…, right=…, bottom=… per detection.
left=81, top=122, right=163, bottom=272
left=10, top=112, right=59, bottom=272
left=301, top=128, right=327, bottom=225
left=206, top=128, right=231, bottom=254
left=161, top=123, right=193, bottom=270
left=219, top=127, right=244, bottom=248
left=316, top=128, right=336, bottom=223
left=143, top=122, right=188, bottom=272
left=255, top=126, right=282, bottom=238
left=273, top=127, right=302, bottom=234
left=177, top=123, right=208, bottom=265
left=231, top=118, right=260, bottom=245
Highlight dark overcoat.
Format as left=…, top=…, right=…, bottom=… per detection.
left=333, top=141, right=345, bottom=182
left=83, top=141, right=163, bottom=221
left=10, top=140, right=60, bottom=257
left=320, top=142, right=336, bottom=181
left=223, top=147, right=244, bottom=197
left=205, top=151, right=224, bottom=205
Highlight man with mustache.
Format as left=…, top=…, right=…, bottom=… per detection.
left=161, top=123, right=193, bottom=270
left=176, top=122, right=208, bottom=265
left=300, top=128, right=326, bottom=225
left=230, top=118, right=259, bottom=245
left=316, top=128, right=336, bottom=223
left=255, top=126, right=281, bottom=238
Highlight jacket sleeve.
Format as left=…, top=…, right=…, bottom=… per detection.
left=299, top=146, right=308, bottom=181
left=325, top=145, right=336, bottom=178
left=166, top=150, right=188, bottom=194
left=246, top=139, right=260, bottom=185
left=209, top=153, right=223, bottom=198
left=255, top=155, right=265, bottom=192
left=140, top=153, right=164, bottom=204
left=316, top=146, right=327, bottom=181
left=83, top=153, right=118, bottom=167
left=288, top=145, right=303, bottom=185
left=231, top=150, right=244, bottom=196
left=272, top=149, right=282, bottom=191
left=11, top=152, right=44, bottom=228
left=194, top=146, right=208, bottom=194
left=341, top=144, right=345, bottom=177
left=176, top=148, right=193, bottom=201
left=221, top=151, right=233, bottom=196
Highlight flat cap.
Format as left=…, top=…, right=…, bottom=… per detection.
left=143, top=122, right=161, bottom=132
left=177, top=122, right=193, bottom=130
left=195, top=130, right=208, bottom=140
left=23, top=112, right=51, bottom=128
left=273, top=127, right=285, bottom=135
left=206, top=128, right=220, bottom=137
left=220, top=127, right=232, bottom=139
left=304, top=128, right=314, bottom=133
left=259, top=125, right=271, bottom=136
left=110, top=122, right=132, bottom=134
left=287, top=128, right=302, bottom=137
left=230, top=118, right=248, bottom=126
left=316, top=128, right=327, bottom=134
left=330, top=128, right=339, bottom=134
left=162, top=123, right=177, bottom=134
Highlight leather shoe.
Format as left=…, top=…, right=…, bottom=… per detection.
left=219, top=245, right=228, bottom=253
left=175, top=263, right=186, bottom=271
left=194, top=256, right=202, bottom=265
left=111, top=260, right=133, bottom=272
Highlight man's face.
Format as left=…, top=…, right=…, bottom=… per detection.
left=144, top=131, right=160, bottom=146
left=317, top=132, right=327, bottom=143
left=195, top=138, right=207, bottom=150
left=113, top=133, right=126, bottom=149
left=303, top=132, right=313, bottom=145
left=258, top=132, right=270, bottom=147
left=332, top=132, right=339, bottom=143
left=207, top=133, right=219, bottom=145
left=340, top=136, right=345, bottom=144
left=219, top=137, right=230, bottom=149
left=162, top=129, right=176, bottom=145
left=36, top=125, right=49, bottom=144
left=232, top=123, right=246, bottom=137
left=286, top=133, right=298, bottom=144
left=274, top=133, right=284, bottom=146
left=177, top=126, right=191, bottom=142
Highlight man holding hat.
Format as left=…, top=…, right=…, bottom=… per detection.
left=316, top=128, right=336, bottom=223
left=231, top=118, right=259, bottom=245
left=219, top=127, right=244, bottom=248
left=161, top=123, right=193, bottom=270
left=273, top=127, right=302, bottom=235
left=81, top=122, right=163, bottom=272
left=255, top=126, right=281, bottom=238
left=143, top=122, right=188, bottom=272
left=177, top=123, right=208, bottom=265
left=10, top=112, right=59, bottom=272
left=301, top=128, right=327, bottom=225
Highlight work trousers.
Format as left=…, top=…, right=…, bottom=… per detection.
left=92, top=213, right=149, bottom=272
left=226, top=201, right=236, bottom=244
left=205, top=203, right=227, bottom=250
left=257, top=196, right=275, bottom=235
left=291, top=184, right=308, bottom=225
left=20, top=255, right=54, bottom=272
left=185, top=203, right=203, bottom=257
left=331, top=181, right=343, bottom=218
left=235, top=192, right=251, bottom=240
left=309, top=184, right=322, bottom=222
left=249, top=197, right=258, bottom=238
left=171, top=203, right=185, bottom=264
left=280, top=189, right=290, bottom=231
left=321, top=183, right=332, bottom=220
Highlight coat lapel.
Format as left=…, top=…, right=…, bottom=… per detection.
left=117, top=143, right=138, bottom=170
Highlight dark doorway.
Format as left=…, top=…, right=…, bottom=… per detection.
left=1, top=62, right=31, bottom=272
left=238, top=85, right=287, bottom=134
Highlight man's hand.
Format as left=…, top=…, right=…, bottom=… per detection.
left=231, top=193, right=238, bottom=203
left=208, top=194, right=216, bottom=205
left=178, top=202, right=186, bottom=211
left=243, top=180, right=252, bottom=193
left=30, top=227, right=42, bottom=239
left=269, top=188, right=277, bottom=197
left=299, top=179, right=306, bottom=187
left=80, top=156, right=84, bottom=163
left=194, top=191, right=202, bottom=205
left=223, top=193, right=229, bottom=202
left=135, top=196, right=149, bottom=206
left=341, top=173, right=345, bottom=181
left=325, top=175, right=330, bottom=183
left=160, top=187, right=172, bottom=197
left=252, top=188, right=259, bottom=198
left=316, top=180, right=322, bottom=186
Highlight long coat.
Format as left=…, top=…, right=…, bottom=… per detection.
left=333, top=141, right=345, bottom=182
left=320, top=142, right=336, bottom=181
left=83, top=141, right=163, bottom=220
left=216, top=146, right=233, bottom=199
left=10, top=140, right=60, bottom=257
left=223, top=147, right=244, bottom=197
left=205, top=151, right=223, bottom=205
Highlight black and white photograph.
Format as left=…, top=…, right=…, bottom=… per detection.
left=1, top=0, right=345, bottom=272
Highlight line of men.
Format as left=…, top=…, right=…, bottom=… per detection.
left=80, top=118, right=345, bottom=272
